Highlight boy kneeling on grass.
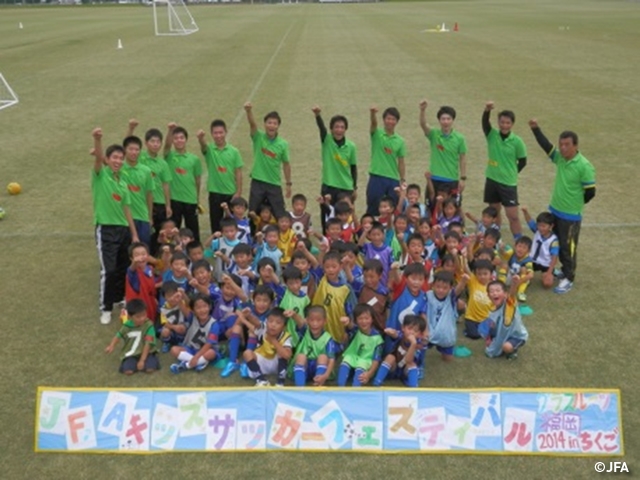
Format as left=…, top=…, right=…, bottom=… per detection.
left=105, top=299, right=159, bottom=375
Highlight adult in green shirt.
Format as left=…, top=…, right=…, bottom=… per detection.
left=419, top=100, right=467, bottom=206
left=196, top=119, right=243, bottom=234
left=121, top=135, right=154, bottom=247
left=311, top=105, right=358, bottom=231
left=366, top=106, right=406, bottom=216
left=245, top=102, right=291, bottom=219
left=163, top=123, right=203, bottom=242
left=529, top=119, right=596, bottom=294
left=127, top=120, right=172, bottom=255
left=90, top=128, right=139, bottom=325
left=482, top=101, right=528, bottom=239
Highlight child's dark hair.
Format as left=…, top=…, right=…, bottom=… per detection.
left=322, top=251, right=341, bottom=265
left=263, top=111, right=282, bottom=125
left=419, top=217, right=431, bottom=227
left=190, top=293, right=212, bottom=309
left=433, top=270, right=455, bottom=285
left=403, top=314, right=427, bottom=332
left=282, top=266, right=303, bottom=282
left=484, top=228, right=501, bottom=242
left=123, top=135, right=142, bottom=149
left=498, top=110, right=516, bottom=123
left=264, top=225, right=279, bottom=236
left=162, top=281, right=180, bottom=296
left=515, top=235, right=533, bottom=249
left=267, top=307, right=286, bottom=322
left=382, top=107, right=400, bottom=121
left=406, top=233, right=424, bottom=247
left=229, top=196, right=248, bottom=209
left=448, top=221, right=463, bottom=232
left=145, top=128, right=163, bottom=143
left=128, top=241, right=149, bottom=257
left=173, top=126, right=188, bottom=139
left=186, top=240, right=203, bottom=253
left=407, top=183, right=421, bottom=194
left=441, top=253, right=455, bottom=265
left=231, top=243, right=252, bottom=256
left=105, top=144, right=124, bottom=158
left=340, top=242, right=360, bottom=256
left=257, top=257, right=277, bottom=273
left=220, top=217, right=238, bottom=230
left=403, top=262, right=426, bottom=278
left=179, top=228, right=194, bottom=238
left=126, top=299, right=147, bottom=317
left=278, top=212, right=292, bottom=222
left=394, top=213, right=409, bottom=225
left=363, top=259, right=383, bottom=275
left=536, top=212, right=555, bottom=226
left=210, top=119, right=227, bottom=130
left=475, top=247, right=496, bottom=260
left=472, top=259, right=494, bottom=273
left=369, top=221, right=385, bottom=235
left=292, top=193, right=307, bottom=204
left=330, top=115, right=349, bottom=130
left=482, top=206, right=499, bottom=218
left=353, top=303, right=375, bottom=321
left=253, top=284, right=275, bottom=302
left=256, top=203, right=272, bottom=215
left=191, top=259, right=211, bottom=273
left=379, top=195, right=396, bottom=210
left=360, top=213, right=374, bottom=224
left=442, top=197, right=459, bottom=215
left=334, top=201, right=352, bottom=216
left=306, top=305, right=326, bottom=318
left=170, top=251, right=189, bottom=264
left=326, top=217, right=342, bottom=230
left=487, top=279, right=508, bottom=292
left=291, top=250, right=310, bottom=263
left=437, top=106, right=457, bottom=120
left=444, top=231, right=461, bottom=243
left=225, top=273, right=243, bottom=288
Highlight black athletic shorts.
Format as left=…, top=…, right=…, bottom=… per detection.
left=484, top=178, right=518, bottom=207
left=120, top=353, right=160, bottom=373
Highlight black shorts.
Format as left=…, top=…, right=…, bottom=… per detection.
left=533, top=263, right=551, bottom=273
left=120, top=353, right=160, bottom=373
left=429, top=179, right=461, bottom=206
left=484, top=178, right=518, bottom=207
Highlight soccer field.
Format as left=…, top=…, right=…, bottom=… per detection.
left=1, top=0, right=639, bottom=477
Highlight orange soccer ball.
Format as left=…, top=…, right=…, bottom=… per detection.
left=7, top=182, right=21, bottom=195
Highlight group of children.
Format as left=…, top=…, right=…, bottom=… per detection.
left=106, top=177, right=559, bottom=386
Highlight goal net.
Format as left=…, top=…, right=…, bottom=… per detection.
left=153, top=0, right=199, bottom=37
left=0, top=74, right=19, bottom=112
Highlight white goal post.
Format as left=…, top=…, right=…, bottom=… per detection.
left=0, top=74, right=19, bottom=112
left=153, top=0, right=199, bottom=37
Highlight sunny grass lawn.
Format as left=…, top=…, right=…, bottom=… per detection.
left=0, top=0, right=639, bottom=478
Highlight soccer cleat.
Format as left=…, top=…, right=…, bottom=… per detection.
left=553, top=268, right=565, bottom=279
left=161, top=342, right=171, bottom=354
left=195, top=361, right=209, bottom=372
left=170, top=361, right=187, bottom=374
left=255, top=379, right=270, bottom=387
left=506, top=352, right=519, bottom=361
left=275, top=381, right=285, bottom=388
left=554, top=278, right=573, bottom=294
left=100, top=311, right=112, bottom=325
left=220, top=361, right=240, bottom=378
left=517, top=293, right=527, bottom=303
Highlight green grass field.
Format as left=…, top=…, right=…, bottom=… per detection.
left=1, top=0, right=639, bottom=478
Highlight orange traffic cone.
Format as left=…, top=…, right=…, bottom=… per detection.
left=454, top=22, right=459, bottom=32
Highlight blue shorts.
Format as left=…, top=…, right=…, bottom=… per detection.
left=120, top=353, right=160, bottom=373
left=427, top=343, right=454, bottom=356
left=505, top=337, right=525, bottom=351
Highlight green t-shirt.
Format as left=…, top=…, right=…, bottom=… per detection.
left=369, top=128, right=406, bottom=180
left=322, top=136, right=357, bottom=190
left=250, top=131, right=289, bottom=186
left=484, top=129, right=527, bottom=187
left=341, top=330, right=383, bottom=370
left=426, top=129, right=467, bottom=181
left=550, top=150, right=596, bottom=218
left=91, top=166, right=131, bottom=227
left=121, top=162, right=153, bottom=222
left=204, top=142, right=244, bottom=195
left=165, top=151, right=202, bottom=204
left=139, top=150, right=171, bottom=205
left=116, top=319, right=157, bottom=360
left=295, top=329, right=334, bottom=361
left=279, top=289, right=310, bottom=348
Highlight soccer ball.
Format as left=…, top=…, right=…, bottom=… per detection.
left=0, top=207, right=5, bottom=220
left=7, top=182, right=21, bottom=195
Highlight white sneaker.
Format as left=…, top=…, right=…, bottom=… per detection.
left=554, top=278, right=573, bottom=294
left=100, top=311, right=112, bottom=325
left=255, top=379, right=270, bottom=387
